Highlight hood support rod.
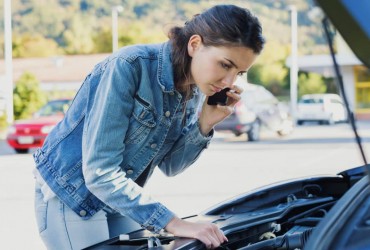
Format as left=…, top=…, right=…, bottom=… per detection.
left=322, top=17, right=368, bottom=167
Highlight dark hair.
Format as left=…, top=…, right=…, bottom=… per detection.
left=168, top=4, right=265, bottom=92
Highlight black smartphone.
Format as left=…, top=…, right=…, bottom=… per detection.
left=207, top=88, right=230, bottom=106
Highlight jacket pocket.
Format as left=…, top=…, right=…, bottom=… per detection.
left=125, top=96, right=156, bottom=144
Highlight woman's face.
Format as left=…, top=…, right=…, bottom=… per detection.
left=187, top=35, right=258, bottom=96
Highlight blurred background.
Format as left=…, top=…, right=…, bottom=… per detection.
left=1, top=0, right=369, bottom=138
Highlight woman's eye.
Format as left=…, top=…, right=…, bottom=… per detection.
left=220, top=62, right=231, bottom=70
left=237, top=72, right=246, bottom=76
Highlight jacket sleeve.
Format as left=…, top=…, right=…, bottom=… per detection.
left=82, top=57, right=174, bottom=233
left=158, top=115, right=214, bottom=177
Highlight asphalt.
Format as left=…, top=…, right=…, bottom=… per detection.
left=1, top=120, right=370, bottom=249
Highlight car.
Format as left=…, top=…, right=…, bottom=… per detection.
left=84, top=165, right=369, bottom=250
left=86, top=0, right=370, bottom=248
left=296, top=93, right=347, bottom=125
left=214, top=77, right=293, bottom=141
left=6, top=98, right=71, bottom=153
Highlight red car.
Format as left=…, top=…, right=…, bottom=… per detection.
left=6, top=99, right=71, bottom=153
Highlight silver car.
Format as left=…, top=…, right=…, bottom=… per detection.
left=215, top=78, right=293, bottom=141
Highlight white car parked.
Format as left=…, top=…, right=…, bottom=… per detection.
left=297, top=93, right=348, bottom=125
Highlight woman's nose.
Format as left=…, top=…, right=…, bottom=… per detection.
left=222, top=73, right=237, bottom=87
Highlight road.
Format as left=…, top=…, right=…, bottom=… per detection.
left=1, top=121, right=369, bottom=249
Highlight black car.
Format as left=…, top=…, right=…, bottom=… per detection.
left=85, top=166, right=368, bottom=250
left=86, top=0, right=370, bottom=249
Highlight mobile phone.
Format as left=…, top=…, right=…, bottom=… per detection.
left=207, top=88, right=230, bottom=106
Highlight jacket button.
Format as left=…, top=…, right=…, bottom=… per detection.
left=146, top=225, right=155, bottom=231
left=127, top=169, right=134, bottom=175
left=79, top=210, right=87, bottom=217
left=151, top=143, right=157, bottom=149
left=165, top=111, right=171, bottom=117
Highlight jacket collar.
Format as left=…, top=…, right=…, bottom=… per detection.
left=157, top=42, right=200, bottom=99
left=157, top=42, right=176, bottom=93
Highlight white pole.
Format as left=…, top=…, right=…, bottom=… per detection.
left=111, top=6, right=123, bottom=52
left=4, top=0, right=14, bottom=124
left=289, top=5, right=298, bottom=123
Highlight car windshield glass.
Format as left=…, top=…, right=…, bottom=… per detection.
left=242, top=86, right=277, bottom=107
left=299, top=98, right=323, bottom=104
left=34, top=100, right=70, bottom=117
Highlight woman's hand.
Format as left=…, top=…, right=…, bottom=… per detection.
left=198, top=85, right=243, bottom=135
left=165, top=217, right=228, bottom=249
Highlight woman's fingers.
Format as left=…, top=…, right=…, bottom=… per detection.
left=226, top=85, right=243, bottom=105
left=206, top=224, right=227, bottom=248
left=214, top=226, right=228, bottom=244
left=216, top=103, right=233, bottom=115
left=165, top=218, right=227, bottom=249
left=191, top=222, right=227, bottom=249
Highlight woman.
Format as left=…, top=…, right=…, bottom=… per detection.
left=34, top=4, right=264, bottom=249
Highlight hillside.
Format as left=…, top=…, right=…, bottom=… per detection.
left=0, top=0, right=328, bottom=57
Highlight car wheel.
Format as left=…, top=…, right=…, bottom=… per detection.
left=233, top=132, right=242, bottom=137
left=277, top=120, right=294, bottom=136
left=15, top=148, right=29, bottom=154
left=277, top=128, right=292, bottom=136
left=327, top=115, right=335, bottom=125
left=247, top=120, right=260, bottom=142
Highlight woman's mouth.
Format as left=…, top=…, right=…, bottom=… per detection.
left=211, top=84, right=223, bottom=93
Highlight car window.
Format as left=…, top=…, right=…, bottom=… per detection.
left=254, top=88, right=277, bottom=104
left=241, top=89, right=257, bottom=107
left=242, top=85, right=277, bottom=108
left=330, top=98, right=342, bottom=104
left=299, top=98, right=324, bottom=104
left=34, top=100, right=71, bottom=117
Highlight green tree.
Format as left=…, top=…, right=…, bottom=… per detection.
left=0, top=114, right=7, bottom=131
left=12, top=34, right=61, bottom=58
left=123, top=21, right=167, bottom=44
left=0, top=36, right=4, bottom=58
left=1, top=0, right=328, bottom=57
left=298, top=72, right=327, bottom=98
left=13, top=72, right=48, bottom=120
left=12, top=0, right=67, bottom=40
left=62, top=15, right=96, bottom=54
left=92, top=28, right=113, bottom=53
left=247, top=41, right=290, bottom=96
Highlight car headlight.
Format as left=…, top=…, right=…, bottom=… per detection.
left=41, top=125, right=55, bottom=134
left=7, top=125, right=16, bottom=134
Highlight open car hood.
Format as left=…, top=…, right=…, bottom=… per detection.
left=84, top=166, right=368, bottom=250
left=315, top=0, right=370, bottom=68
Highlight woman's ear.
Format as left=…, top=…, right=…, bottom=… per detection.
left=187, top=35, right=202, bottom=57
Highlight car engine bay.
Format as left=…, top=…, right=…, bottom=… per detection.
left=85, top=168, right=365, bottom=250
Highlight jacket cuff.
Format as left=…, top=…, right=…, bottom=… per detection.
left=187, top=121, right=213, bottom=148
left=141, top=204, right=175, bottom=233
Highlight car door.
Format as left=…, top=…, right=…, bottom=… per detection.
left=329, top=97, right=347, bottom=121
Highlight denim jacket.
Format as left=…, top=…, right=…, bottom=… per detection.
left=33, top=42, right=213, bottom=233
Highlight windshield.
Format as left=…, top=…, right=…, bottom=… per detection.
left=299, top=98, right=324, bottom=104
left=34, top=99, right=71, bottom=117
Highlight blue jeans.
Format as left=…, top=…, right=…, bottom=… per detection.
left=34, top=183, right=141, bottom=250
